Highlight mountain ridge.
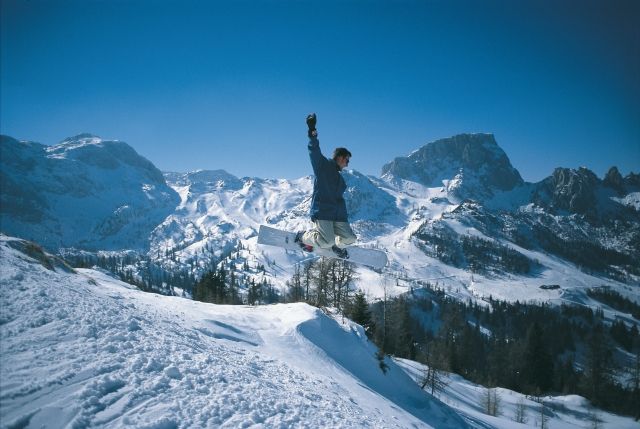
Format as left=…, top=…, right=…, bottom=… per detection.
left=1, top=132, right=638, bottom=306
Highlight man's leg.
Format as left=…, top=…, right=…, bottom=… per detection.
left=301, top=220, right=336, bottom=249
left=334, top=222, right=356, bottom=248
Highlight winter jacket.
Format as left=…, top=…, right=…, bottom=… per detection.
left=308, top=136, right=348, bottom=222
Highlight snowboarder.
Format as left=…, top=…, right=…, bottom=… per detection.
left=295, top=113, right=357, bottom=259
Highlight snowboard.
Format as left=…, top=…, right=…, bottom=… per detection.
left=257, top=225, right=388, bottom=270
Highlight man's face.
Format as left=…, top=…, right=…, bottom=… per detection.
left=337, top=155, right=350, bottom=170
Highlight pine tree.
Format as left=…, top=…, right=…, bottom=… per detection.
left=348, top=291, right=373, bottom=335
left=392, top=297, right=416, bottom=359
left=581, top=323, right=615, bottom=406
left=247, top=278, right=261, bottom=305
left=228, top=269, right=239, bottom=304
left=522, top=322, right=554, bottom=393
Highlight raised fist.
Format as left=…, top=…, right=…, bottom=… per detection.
left=306, top=113, right=317, bottom=130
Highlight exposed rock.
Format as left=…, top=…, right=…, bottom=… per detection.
left=381, top=133, right=523, bottom=200
left=535, top=167, right=598, bottom=215
left=603, top=166, right=624, bottom=193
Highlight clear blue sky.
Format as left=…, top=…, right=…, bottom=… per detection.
left=2, top=0, right=638, bottom=181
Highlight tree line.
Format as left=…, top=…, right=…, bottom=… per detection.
left=364, top=286, right=640, bottom=419
left=66, top=252, right=196, bottom=295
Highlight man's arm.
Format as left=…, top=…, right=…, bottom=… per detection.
left=306, top=113, right=326, bottom=174
left=308, top=135, right=325, bottom=174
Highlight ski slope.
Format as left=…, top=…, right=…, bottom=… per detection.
left=0, top=235, right=464, bottom=428
left=2, top=235, right=638, bottom=428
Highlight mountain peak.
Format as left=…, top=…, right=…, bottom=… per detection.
left=381, top=133, right=523, bottom=200
left=603, top=166, right=624, bottom=192
left=60, top=133, right=102, bottom=144
left=534, top=166, right=599, bottom=215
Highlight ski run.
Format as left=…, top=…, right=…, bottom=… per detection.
left=0, top=235, right=638, bottom=428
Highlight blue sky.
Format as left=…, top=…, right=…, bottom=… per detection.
left=2, top=0, right=638, bottom=181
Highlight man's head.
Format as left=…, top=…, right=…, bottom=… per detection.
left=332, top=147, right=352, bottom=170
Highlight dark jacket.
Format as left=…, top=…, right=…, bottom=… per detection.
left=308, top=136, right=348, bottom=221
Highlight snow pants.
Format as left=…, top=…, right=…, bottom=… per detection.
left=302, top=220, right=357, bottom=249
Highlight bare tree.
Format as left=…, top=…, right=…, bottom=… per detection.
left=329, top=259, right=357, bottom=314
left=481, top=388, right=502, bottom=417
left=514, top=398, right=528, bottom=424
left=537, top=401, right=549, bottom=429
left=286, top=263, right=304, bottom=302
left=419, top=344, right=449, bottom=396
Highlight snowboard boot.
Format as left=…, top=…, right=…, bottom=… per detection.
left=295, top=231, right=314, bottom=252
left=306, top=113, right=317, bottom=138
left=331, top=244, right=349, bottom=259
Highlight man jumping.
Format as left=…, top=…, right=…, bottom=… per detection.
left=295, top=113, right=356, bottom=259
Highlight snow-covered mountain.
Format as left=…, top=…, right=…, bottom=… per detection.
left=0, top=134, right=179, bottom=251
left=1, top=132, right=638, bottom=307
left=3, top=234, right=639, bottom=429
left=381, top=133, right=524, bottom=201
left=2, top=132, right=640, bottom=427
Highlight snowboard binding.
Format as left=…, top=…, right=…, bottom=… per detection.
left=295, top=231, right=314, bottom=252
left=331, top=244, right=349, bottom=259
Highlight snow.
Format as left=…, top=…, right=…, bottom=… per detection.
left=3, top=235, right=637, bottom=428
left=0, top=135, right=179, bottom=251
left=0, top=235, right=465, bottom=428
left=3, top=134, right=637, bottom=318
left=612, top=192, right=640, bottom=211
left=2, top=132, right=639, bottom=426
left=394, top=358, right=640, bottom=429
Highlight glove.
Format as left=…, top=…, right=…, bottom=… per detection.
left=306, top=113, right=317, bottom=138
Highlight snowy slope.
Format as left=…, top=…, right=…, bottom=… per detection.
left=395, top=358, right=640, bottom=429
left=0, top=235, right=467, bottom=428
left=3, top=235, right=637, bottom=429
left=0, top=134, right=179, bottom=251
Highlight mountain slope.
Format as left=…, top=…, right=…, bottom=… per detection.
left=0, top=134, right=179, bottom=251
left=0, top=235, right=467, bottom=428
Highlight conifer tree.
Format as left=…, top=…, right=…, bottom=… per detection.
left=348, top=291, right=373, bottom=334
left=247, top=278, right=261, bottom=305
left=581, top=323, right=614, bottom=405
left=522, top=322, right=554, bottom=393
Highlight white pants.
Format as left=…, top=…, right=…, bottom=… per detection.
left=301, top=220, right=357, bottom=249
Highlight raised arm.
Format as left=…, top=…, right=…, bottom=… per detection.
left=306, top=113, right=327, bottom=174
